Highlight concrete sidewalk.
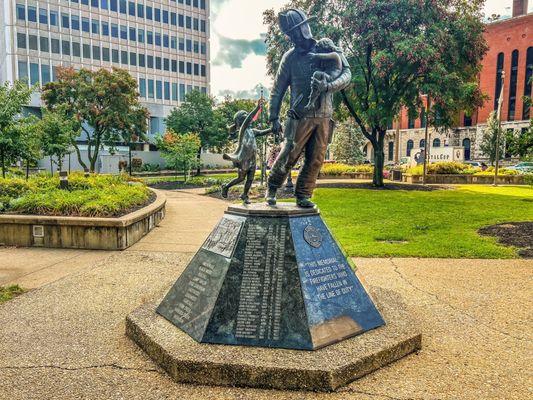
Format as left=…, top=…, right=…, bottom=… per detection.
left=0, top=190, right=531, bottom=399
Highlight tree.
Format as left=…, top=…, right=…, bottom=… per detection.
left=14, top=116, right=42, bottom=179
left=480, top=111, right=504, bottom=166
left=264, top=0, right=487, bottom=186
left=42, top=67, right=149, bottom=173
left=0, top=81, right=34, bottom=177
left=330, top=123, right=365, bottom=165
left=39, top=110, right=80, bottom=173
left=156, top=131, right=201, bottom=181
left=113, top=105, right=149, bottom=175
left=165, top=91, right=227, bottom=174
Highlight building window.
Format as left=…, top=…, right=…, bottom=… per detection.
left=50, top=39, right=59, bottom=54
left=17, top=33, right=26, bottom=49
left=463, top=138, right=471, bottom=160
left=119, top=0, right=127, bottom=14
left=112, top=49, right=119, bottom=63
left=138, top=29, right=145, bottom=43
left=101, top=0, right=109, bottom=9
left=194, top=63, right=199, bottom=76
left=179, top=83, right=186, bottom=101
left=156, top=80, right=162, bottom=99
left=164, top=82, right=170, bottom=100
left=139, top=54, right=145, bottom=67
left=388, top=141, right=394, bottom=161
left=179, top=38, right=185, bottom=51
left=29, top=63, right=39, bottom=85
left=62, top=14, right=70, bottom=29
left=93, top=46, right=100, bottom=60
left=406, top=139, right=414, bottom=156
left=139, top=78, right=146, bottom=98
left=102, top=47, right=110, bottom=61
left=186, top=39, right=192, bottom=52
left=40, top=36, right=50, bottom=52
left=17, top=4, right=26, bottom=21
left=186, top=62, right=192, bottom=74
left=171, top=36, right=177, bottom=49
left=39, top=8, right=48, bottom=24
left=92, top=0, right=99, bottom=8
left=73, top=42, right=81, bottom=57
left=72, top=15, right=81, bottom=30
left=186, top=16, right=192, bottom=29
left=128, top=1, right=135, bottom=16
left=41, top=64, right=51, bottom=85
left=62, top=40, right=70, bottom=55
left=163, top=34, right=169, bottom=48
left=155, top=33, right=161, bottom=46
left=193, top=18, right=199, bottom=30
left=50, top=11, right=58, bottom=26
left=137, top=4, right=144, bottom=18
left=92, top=19, right=99, bottom=34
left=147, top=55, right=154, bottom=68
left=178, top=14, right=184, bottom=27
left=494, top=52, right=505, bottom=111
left=129, top=27, right=136, bottom=41
left=18, top=61, right=28, bottom=83
left=130, top=52, right=136, bottom=66
left=201, top=20, right=206, bottom=33
left=102, top=22, right=109, bottom=36
left=111, top=24, right=119, bottom=38
left=433, top=138, right=441, bottom=148
left=201, top=65, right=206, bottom=77
left=408, top=115, right=415, bottom=129
left=179, top=61, right=185, bottom=73
left=463, top=114, right=472, bottom=127
left=146, top=6, right=152, bottom=20
left=163, top=10, right=169, bottom=23
left=110, top=0, right=118, bottom=12
left=120, top=25, right=127, bottom=40
left=82, top=17, right=90, bottom=32
left=83, top=44, right=91, bottom=58
left=27, top=6, right=37, bottom=22
left=154, top=8, right=161, bottom=22
left=523, top=47, right=533, bottom=120
left=171, top=12, right=177, bottom=25
left=172, top=83, right=178, bottom=101
left=508, top=50, right=519, bottom=121
left=28, top=35, right=38, bottom=50
left=155, top=57, right=162, bottom=70
left=147, top=31, right=153, bottom=44
left=164, top=58, right=170, bottom=71
left=148, top=79, right=154, bottom=98
left=419, top=139, right=425, bottom=148
left=121, top=50, right=128, bottom=64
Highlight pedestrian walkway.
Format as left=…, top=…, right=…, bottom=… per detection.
left=0, top=189, right=531, bottom=399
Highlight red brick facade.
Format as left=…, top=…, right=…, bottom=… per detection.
left=395, top=13, right=533, bottom=130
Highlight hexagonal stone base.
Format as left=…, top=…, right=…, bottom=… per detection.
left=126, top=287, right=421, bottom=392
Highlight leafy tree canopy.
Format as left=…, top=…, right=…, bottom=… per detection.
left=42, top=67, right=149, bottom=172
left=264, top=0, right=488, bottom=186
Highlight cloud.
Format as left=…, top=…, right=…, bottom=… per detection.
left=218, top=84, right=271, bottom=100
left=212, top=35, right=267, bottom=68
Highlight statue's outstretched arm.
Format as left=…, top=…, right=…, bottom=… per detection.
left=253, top=128, right=273, bottom=137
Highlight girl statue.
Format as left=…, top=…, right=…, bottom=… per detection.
left=221, top=98, right=273, bottom=204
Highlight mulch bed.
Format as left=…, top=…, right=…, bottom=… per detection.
left=479, top=222, right=533, bottom=258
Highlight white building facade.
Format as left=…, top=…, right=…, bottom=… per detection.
left=1, top=0, right=210, bottom=154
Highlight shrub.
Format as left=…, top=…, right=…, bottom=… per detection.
left=406, top=162, right=475, bottom=175
left=472, top=167, right=520, bottom=176
left=524, top=174, right=533, bottom=186
left=321, top=163, right=373, bottom=176
left=1, top=173, right=150, bottom=217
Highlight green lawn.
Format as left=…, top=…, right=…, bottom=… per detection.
left=314, top=185, right=533, bottom=258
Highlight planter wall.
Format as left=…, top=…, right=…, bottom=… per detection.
left=402, top=174, right=525, bottom=185
left=0, top=190, right=166, bottom=250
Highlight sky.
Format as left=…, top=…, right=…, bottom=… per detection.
left=210, top=0, right=532, bottom=100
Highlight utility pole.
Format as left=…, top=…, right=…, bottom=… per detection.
left=494, top=71, right=505, bottom=186
left=422, top=95, right=431, bottom=185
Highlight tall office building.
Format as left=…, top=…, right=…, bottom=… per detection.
left=1, top=0, right=210, bottom=143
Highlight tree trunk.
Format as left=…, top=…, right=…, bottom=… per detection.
left=72, top=143, right=88, bottom=172
left=128, top=144, right=132, bottom=175
left=58, top=156, right=63, bottom=172
left=183, top=161, right=187, bottom=183
left=372, top=134, right=385, bottom=187
left=196, top=147, right=201, bottom=176
left=1, top=148, right=5, bottom=179
left=50, top=156, right=53, bottom=175
left=26, top=158, right=30, bottom=180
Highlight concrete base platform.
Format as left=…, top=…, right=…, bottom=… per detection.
left=126, top=287, right=422, bottom=392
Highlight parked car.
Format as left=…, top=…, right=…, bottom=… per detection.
left=506, top=162, right=533, bottom=173
left=464, top=161, right=489, bottom=171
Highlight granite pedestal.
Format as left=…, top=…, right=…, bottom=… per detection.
left=126, top=203, right=422, bottom=390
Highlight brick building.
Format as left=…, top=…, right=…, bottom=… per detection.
left=363, top=0, right=532, bottom=164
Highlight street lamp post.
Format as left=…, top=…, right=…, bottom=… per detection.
left=494, top=71, right=505, bottom=186
left=422, top=95, right=431, bottom=185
